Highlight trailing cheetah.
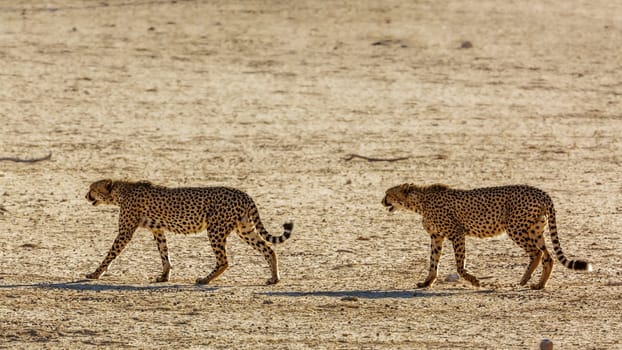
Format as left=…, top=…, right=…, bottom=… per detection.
left=382, top=183, right=591, bottom=289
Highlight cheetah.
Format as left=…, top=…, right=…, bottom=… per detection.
left=382, top=183, right=591, bottom=289
left=85, top=179, right=293, bottom=285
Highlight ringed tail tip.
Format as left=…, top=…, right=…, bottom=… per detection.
left=571, top=260, right=593, bottom=272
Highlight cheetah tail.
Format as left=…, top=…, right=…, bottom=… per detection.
left=251, top=208, right=293, bottom=244
left=547, top=202, right=593, bottom=272
left=256, top=220, right=293, bottom=244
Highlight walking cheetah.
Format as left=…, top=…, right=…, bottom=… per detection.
left=85, top=179, right=293, bottom=285
left=382, top=183, right=591, bottom=289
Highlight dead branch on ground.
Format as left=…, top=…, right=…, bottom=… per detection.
left=343, top=153, right=410, bottom=162
left=0, top=153, right=52, bottom=163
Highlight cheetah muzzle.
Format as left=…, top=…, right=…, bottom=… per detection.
left=85, top=192, right=97, bottom=205
left=381, top=196, right=394, bottom=212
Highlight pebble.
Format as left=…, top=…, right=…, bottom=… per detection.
left=445, top=273, right=460, bottom=282
left=540, top=338, right=553, bottom=350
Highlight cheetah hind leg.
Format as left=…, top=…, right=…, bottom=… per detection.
left=527, top=227, right=554, bottom=290
left=515, top=217, right=551, bottom=289
left=519, top=250, right=542, bottom=286
left=236, top=224, right=280, bottom=285
left=531, top=220, right=554, bottom=289
left=530, top=248, right=553, bottom=290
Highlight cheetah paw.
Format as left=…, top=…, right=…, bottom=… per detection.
left=266, top=277, right=279, bottom=285
left=155, top=275, right=169, bottom=283
left=195, top=277, right=210, bottom=285
left=85, top=272, right=100, bottom=280
left=416, top=281, right=432, bottom=288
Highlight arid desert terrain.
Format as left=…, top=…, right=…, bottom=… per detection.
left=1, top=1, right=621, bottom=349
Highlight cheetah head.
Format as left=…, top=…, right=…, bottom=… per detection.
left=86, top=179, right=114, bottom=206
left=382, top=183, right=422, bottom=213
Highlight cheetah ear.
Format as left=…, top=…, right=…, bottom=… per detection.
left=103, top=179, right=113, bottom=193
left=401, top=183, right=414, bottom=193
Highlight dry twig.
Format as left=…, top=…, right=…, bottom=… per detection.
left=0, top=153, right=51, bottom=163
left=343, top=153, right=410, bottom=162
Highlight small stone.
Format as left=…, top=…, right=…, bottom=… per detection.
left=540, top=338, right=553, bottom=350
left=445, top=273, right=460, bottom=282
left=460, top=41, right=473, bottom=49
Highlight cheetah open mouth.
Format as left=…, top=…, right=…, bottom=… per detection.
left=381, top=196, right=395, bottom=212
left=86, top=193, right=98, bottom=205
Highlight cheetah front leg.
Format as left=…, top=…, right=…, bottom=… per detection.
left=86, top=227, right=135, bottom=280
left=417, top=234, right=444, bottom=288
left=196, top=227, right=231, bottom=285
left=449, top=234, right=480, bottom=287
left=152, top=229, right=171, bottom=282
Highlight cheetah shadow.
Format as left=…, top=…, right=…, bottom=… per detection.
left=258, top=288, right=494, bottom=299
left=0, top=280, right=218, bottom=292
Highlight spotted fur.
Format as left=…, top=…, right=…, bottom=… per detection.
left=382, top=183, right=591, bottom=289
left=85, top=179, right=293, bottom=285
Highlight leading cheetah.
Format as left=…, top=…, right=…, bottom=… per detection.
left=85, top=179, right=293, bottom=285
left=382, top=183, right=591, bottom=289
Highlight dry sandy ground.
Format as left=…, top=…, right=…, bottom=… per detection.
left=1, top=0, right=621, bottom=349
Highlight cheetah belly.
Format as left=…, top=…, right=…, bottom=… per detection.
left=453, top=201, right=507, bottom=238
left=459, top=212, right=506, bottom=238
left=140, top=216, right=208, bottom=235
left=466, top=224, right=505, bottom=238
